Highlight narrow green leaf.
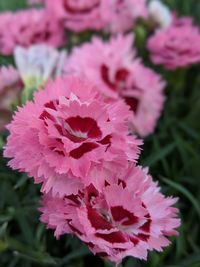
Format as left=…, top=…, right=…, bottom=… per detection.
left=161, top=177, right=200, bottom=219
left=142, top=143, right=175, bottom=166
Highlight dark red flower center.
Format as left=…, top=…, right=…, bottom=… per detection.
left=66, top=184, right=152, bottom=248
left=101, top=64, right=140, bottom=114
left=87, top=194, right=152, bottom=245
left=101, top=64, right=129, bottom=92
left=63, top=0, right=100, bottom=14
left=40, top=100, right=112, bottom=158
left=111, top=206, right=139, bottom=226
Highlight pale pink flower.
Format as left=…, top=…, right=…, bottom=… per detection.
left=4, top=76, right=141, bottom=196
left=147, top=16, right=200, bottom=69
left=46, top=0, right=104, bottom=32
left=148, top=0, right=172, bottom=29
left=65, top=34, right=165, bottom=136
left=40, top=164, right=180, bottom=264
left=101, top=0, right=148, bottom=33
left=14, top=44, right=67, bottom=88
left=0, top=66, right=22, bottom=131
left=0, top=9, right=65, bottom=55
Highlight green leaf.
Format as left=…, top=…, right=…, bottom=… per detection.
left=161, top=177, right=200, bottom=219
left=142, top=143, right=176, bottom=166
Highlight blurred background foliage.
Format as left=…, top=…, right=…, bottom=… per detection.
left=0, top=0, right=200, bottom=266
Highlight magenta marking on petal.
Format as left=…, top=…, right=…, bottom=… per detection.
left=130, top=235, right=139, bottom=245
left=44, top=100, right=58, bottom=110
left=96, top=231, right=127, bottom=243
left=50, top=147, right=65, bottom=156
left=98, top=134, right=112, bottom=145
left=67, top=220, right=83, bottom=236
left=87, top=207, right=113, bottom=230
left=101, top=64, right=130, bottom=92
left=66, top=116, right=102, bottom=139
left=115, top=68, right=129, bottom=83
left=139, top=219, right=151, bottom=233
left=39, top=100, right=58, bottom=122
left=66, top=194, right=81, bottom=205
left=39, top=110, right=54, bottom=122
left=85, top=184, right=99, bottom=204
left=111, top=206, right=138, bottom=226
left=124, top=96, right=139, bottom=114
left=69, top=142, right=99, bottom=159
left=104, top=180, right=110, bottom=187
left=118, top=179, right=126, bottom=189
left=63, top=127, right=87, bottom=143
left=84, top=242, right=95, bottom=249
left=101, top=64, right=115, bottom=90
left=137, top=233, right=150, bottom=242
left=98, top=134, right=112, bottom=151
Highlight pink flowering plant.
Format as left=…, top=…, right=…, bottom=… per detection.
left=0, top=0, right=200, bottom=267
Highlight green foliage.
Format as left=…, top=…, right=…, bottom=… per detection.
left=0, top=0, right=200, bottom=266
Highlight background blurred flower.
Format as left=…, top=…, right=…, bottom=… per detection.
left=0, top=9, right=65, bottom=55
left=0, top=66, right=22, bottom=131
left=147, top=15, right=200, bottom=70
left=46, top=0, right=104, bottom=32
left=101, top=0, right=148, bottom=33
left=148, top=0, right=172, bottom=29
left=65, top=34, right=165, bottom=136
left=40, top=165, right=180, bottom=264
left=14, top=44, right=66, bottom=88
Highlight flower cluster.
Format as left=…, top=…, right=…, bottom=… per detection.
left=4, top=75, right=180, bottom=263
left=1, top=0, right=185, bottom=265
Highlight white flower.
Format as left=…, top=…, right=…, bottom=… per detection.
left=148, top=0, right=172, bottom=29
left=14, top=44, right=67, bottom=88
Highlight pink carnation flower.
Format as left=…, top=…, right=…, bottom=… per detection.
left=65, top=34, right=165, bottom=136
left=4, top=76, right=141, bottom=196
left=101, top=0, right=148, bottom=33
left=46, top=0, right=104, bottom=32
left=147, top=16, right=200, bottom=69
left=40, top=165, right=180, bottom=264
left=0, top=66, right=22, bottom=131
left=0, top=9, right=65, bottom=55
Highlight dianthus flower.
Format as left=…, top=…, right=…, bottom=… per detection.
left=46, top=0, right=104, bottom=32
left=65, top=34, right=165, bottom=136
left=14, top=44, right=67, bottom=88
left=147, top=15, right=200, bottom=69
left=40, top=165, right=180, bottom=264
left=0, top=66, right=22, bottom=131
left=0, top=9, right=65, bottom=55
left=4, top=76, right=141, bottom=196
